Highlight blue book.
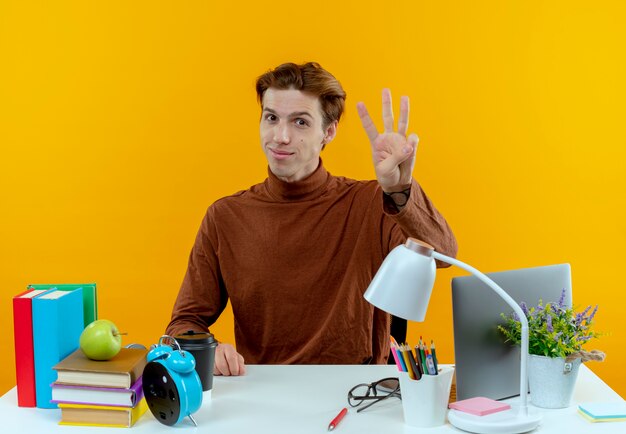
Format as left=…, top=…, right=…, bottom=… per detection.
left=32, top=288, right=84, bottom=409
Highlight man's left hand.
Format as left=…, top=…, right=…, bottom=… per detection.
left=357, top=88, right=419, bottom=192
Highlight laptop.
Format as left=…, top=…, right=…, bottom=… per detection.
left=451, top=263, right=572, bottom=401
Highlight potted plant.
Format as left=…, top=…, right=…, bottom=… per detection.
left=499, top=289, right=604, bottom=408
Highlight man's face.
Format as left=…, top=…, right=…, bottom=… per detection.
left=260, top=88, right=336, bottom=183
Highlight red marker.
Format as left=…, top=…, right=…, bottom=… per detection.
left=328, top=407, right=348, bottom=431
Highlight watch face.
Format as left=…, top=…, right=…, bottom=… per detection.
left=143, top=361, right=182, bottom=426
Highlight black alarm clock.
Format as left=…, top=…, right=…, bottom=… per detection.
left=142, top=335, right=203, bottom=426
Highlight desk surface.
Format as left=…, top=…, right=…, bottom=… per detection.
left=1, top=364, right=623, bottom=434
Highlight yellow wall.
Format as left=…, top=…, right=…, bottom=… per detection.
left=1, top=1, right=624, bottom=398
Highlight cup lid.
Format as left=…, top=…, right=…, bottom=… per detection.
left=175, top=330, right=217, bottom=346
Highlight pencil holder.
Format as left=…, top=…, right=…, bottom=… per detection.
left=398, top=365, right=454, bottom=427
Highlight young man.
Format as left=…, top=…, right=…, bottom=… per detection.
left=166, top=62, right=457, bottom=375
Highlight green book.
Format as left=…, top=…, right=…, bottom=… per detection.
left=27, top=283, right=97, bottom=327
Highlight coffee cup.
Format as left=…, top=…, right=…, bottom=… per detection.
left=175, top=331, right=218, bottom=392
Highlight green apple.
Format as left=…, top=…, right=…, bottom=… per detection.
left=79, top=319, right=123, bottom=361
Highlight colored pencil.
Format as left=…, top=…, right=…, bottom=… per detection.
left=431, top=340, right=439, bottom=372
left=406, top=345, right=422, bottom=380
left=389, top=338, right=403, bottom=372
left=414, top=345, right=424, bottom=376
left=425, top=349, right=436, bottom=375
left=400, top=345, right=415, bottom=379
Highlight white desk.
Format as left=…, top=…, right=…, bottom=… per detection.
left=1, top=364, right=622, bottom=433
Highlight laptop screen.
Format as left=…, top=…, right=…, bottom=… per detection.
left=451, top=263, right=572, bottom=401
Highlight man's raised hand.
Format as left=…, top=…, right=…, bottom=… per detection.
left=357, top=88, right=419, bottom=193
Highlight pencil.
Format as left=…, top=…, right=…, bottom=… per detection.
left=389, top=338, right=403, bottom=372
left=425, top=349, right=436, bottom=375
left=406, top=345, right=422, bottom=380
left=414, top=345, right=424, bottom=376
left=431, top=340, right=438, bottom=373
left=395, top=344, right=408, bottom=372
left=400, top=345, right=415, bottom=379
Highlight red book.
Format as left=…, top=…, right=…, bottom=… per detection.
left=12, top=288, right=51, bottom=407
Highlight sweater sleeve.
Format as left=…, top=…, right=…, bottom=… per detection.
left=382, top=179, right=458, bottom=267
left=371, top=308, right=392, bottom=364
left=166, top=206, right=229, bottom=338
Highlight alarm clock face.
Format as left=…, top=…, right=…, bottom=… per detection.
left=143, top=361, right=181, bottom=426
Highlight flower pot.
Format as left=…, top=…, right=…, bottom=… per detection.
left=528, top=354, right=581, bottom=408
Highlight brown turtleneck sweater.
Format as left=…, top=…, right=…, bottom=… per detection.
left=166, top=161, right=457, bottom=364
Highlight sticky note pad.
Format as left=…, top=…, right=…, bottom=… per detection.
left=448, top=397, right=511, bottom=416
left=578, top=409, right=626, bottom=423
left=578, top=402, right=626, bottom=419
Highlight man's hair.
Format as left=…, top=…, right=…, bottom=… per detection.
left=256, top=62, right=346, bottom=129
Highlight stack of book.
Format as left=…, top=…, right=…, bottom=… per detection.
left=52, top=348, right=149, bottom=428
left=12, top=283, right=97, bottom=408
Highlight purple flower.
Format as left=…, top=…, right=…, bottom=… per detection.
left=512, top=312, right=520, bottom=322
left=520, top=302, right=529, bottom=316
left=558, top=289, right=566, bottom=308
left=546, top=315, right=553, bottom=333
left=586, top=305, right=598, bottom=324
left=575, top=313, right=583, bottom=325
left=575, top=306, right=591, bottom=326
left=553, top=332, right=563, bottom=342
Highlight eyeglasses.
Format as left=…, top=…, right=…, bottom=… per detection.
left=347, top=377, right=401, bottom=412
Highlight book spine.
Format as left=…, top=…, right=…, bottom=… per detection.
left=13, top=291, right=38, bottom=407
left=130, top=376, right=144, bottom=406
left=83, top=284, right=98, bottom=326
left=128, top=363, right=146, bottom=388
left=131, top=398, right=148, bottom=425
left=32, top=290, right=84, bottom=409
